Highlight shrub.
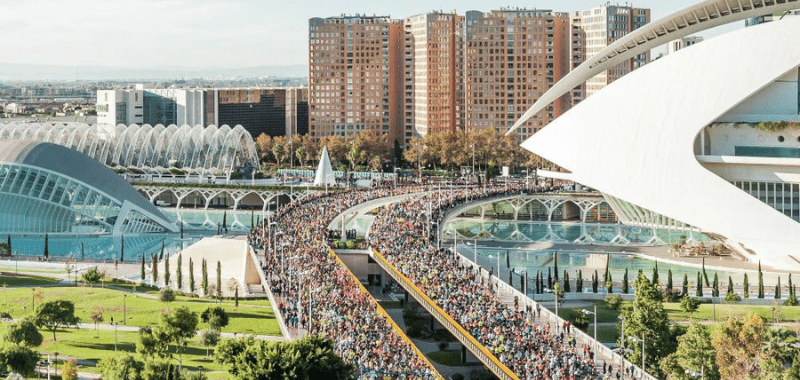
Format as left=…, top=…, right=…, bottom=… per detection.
left=605, top=294, right=622, bottom=310
left=160, top=288, right=176, bottom=303
left=437, top=341, right=448, bottom=351
left=569, top=310, right=590, bottom=330
left=345, top=240, right=356, bottom=249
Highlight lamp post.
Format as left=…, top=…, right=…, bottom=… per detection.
left=111, top=317, right=117, bottom=351
left=628, top=334, right=646, bottom=379
left=31, top=287, right=35, bottom=312
left=582, top=304, right=598, bottom=364
left=618, top=316, right=625, bottom=368
left=54, top=352, right=59, bottom=378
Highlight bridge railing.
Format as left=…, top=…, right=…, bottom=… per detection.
left=328, top=248, right=443, bottom=380
left=370, top=248, right=520, bottom=380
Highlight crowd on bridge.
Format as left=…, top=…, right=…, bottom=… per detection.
left=248, top=186, right=440, bottom=379
left=368, top=185, right=629, bottom=380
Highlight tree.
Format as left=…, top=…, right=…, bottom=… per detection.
left=158, top=306, right=198, bottom=370
left=152, top=254, right=159, bottom=286
left=712, top=313, right=765, bottom=380
left=605, top=294, right=622, bottom=310
left=592, top=271, right=599, bottom=293
left=759, top=327, right=799, bottom=378
left=91, top=308, right=104, bottom=338
left=623, top=268, right=630, bottom=294
left=724, top=276, right=740, bottom=304
left=216, top=261, right=222, bottom=298
left=776, top=277, right=782, bottom=300
left=682, top=274, right=689, bottom=297
left=661, top=322, right=720, bottom=380
left=256, top=133, right=273, bottom=163
left=617, top=273, right=673, bottom=373
left=666, top=269, right=673, bottom=296
left=136, top=326, right=170, bottom=360
left=712, top=273, right=719, bottom=298
left=198, top=329, right=220, bottom=358
left=1, top=343, right=40, bottom=377
left=758, top=261, right=765, bottom=299
left=164, top=254, right=170, bottom=287
left=141, top=255, right=146, bottom=283
left=62, top=359, right=79, bottom=380
left=176, top=254, right=183, bottom=290
left=680, top=295, right=700, bottom=318
left=696, top=272, right=703, bottom=297
left=160, top=288, right=176, bottom=305
left=563, top=270, right=570, bottom=292
left=652, top=262, right=659, bottom=286
left=82, top=267, right=104, bottom=286
left=577, top=270, right=584, bottom=293
left=702, top=258, right=710, bottom=287
left=34, top=299, right=79, bottom=341
left=3, top=319, right=42, bottom=347
left=201, top=259, right=208, bottom=296
left=554, top=253, right=559, bottom=281
left=606, top=272, right=613, bottom=294
left=786, top=284, right=799, bottom=306
left=98, top=354, right=143, bottom=380
left=547, top=268, right=552, bottom=289
left=189, top=258, right=195, bottom=294
left=743, top=273, right=749, bottom=299
left=200, top=307, right=229, bottom=331
left=214, top=335, right=354, bottom=380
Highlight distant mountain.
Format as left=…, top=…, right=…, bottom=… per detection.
left=0, top=63, right=308, bottom=81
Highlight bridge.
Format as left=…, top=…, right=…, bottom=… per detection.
left=135, top=184, right=317, bottom=212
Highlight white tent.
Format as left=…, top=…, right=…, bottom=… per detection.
left=314, top=146, right=336, bottom=187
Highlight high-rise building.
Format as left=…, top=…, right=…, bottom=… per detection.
left=405, top=12, right=465, bottom=137
left=465, top=8, right=571, bottom=140
left=571, top=4, right=650, bottom=97
left=97, top=87, right=307, bottom=138
left=308, top=15, right=405, bottom=144
left=667, top=35, right=703, bottom=55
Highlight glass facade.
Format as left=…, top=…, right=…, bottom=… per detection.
left=735, top=145, right=800, bottom=158
left=732, top=180, right=800, bottom=221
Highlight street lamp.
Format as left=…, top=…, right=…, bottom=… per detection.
left=628, top=334, right=646, bottom=379
left=111, top=317, right=117, bottom=351
left=582, top=304, right=598, bottom=363
left=618, top=316, right=626, bottom=368
left=31, top=287, right=35, bottom=312
left=54, top=352, right=59, bottom=378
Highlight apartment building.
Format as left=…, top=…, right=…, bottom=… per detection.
left=465, top=8, right=571, bottom=140
left=308, top=15, right=405, bottom=144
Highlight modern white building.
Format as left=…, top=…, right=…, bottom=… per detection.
left=96, top=87, right=206, bottom=127
left=666, top=35, right=703, bottom=55
left=515, top=0, right=800, bottom=270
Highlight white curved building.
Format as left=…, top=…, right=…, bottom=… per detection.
left=0, top=123, right=260, bottom=179
left=519, top=7, right=800, bottom=270
left=0, top=140, right=177, bottom=235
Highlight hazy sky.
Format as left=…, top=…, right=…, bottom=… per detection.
left=1, top=0, right=741, bottom=68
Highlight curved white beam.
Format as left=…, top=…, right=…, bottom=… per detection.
left=509, top=0, right=800, bottom=135
left=522, top=19, right=800, bottom=269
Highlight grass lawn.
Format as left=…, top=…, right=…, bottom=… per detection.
left=427, top=349, right=475, bottom=367
left=664, top=301, right=800, bottom=322
left=0, top=286, right=281, bottom=336
left=379, top=301, right=402, bottom=309
left=0, top=273, right=62, bottom=287
left=4, top=325, right=233, bottom=379
left=561, top=300, right=623, bottom=324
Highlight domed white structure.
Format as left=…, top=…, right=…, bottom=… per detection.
left=0, top=140, right=177, bottom=235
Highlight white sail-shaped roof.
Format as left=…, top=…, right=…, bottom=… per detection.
left=314, top=146, right=336, bottom=186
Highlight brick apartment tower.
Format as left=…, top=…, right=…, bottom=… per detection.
left=308, top=15, right=405, bottom=144
left=405, top=12, right=465, bottom=137
left=464, top=9, right=572, bottom=140
left=571, top=4, right=651, bottom=98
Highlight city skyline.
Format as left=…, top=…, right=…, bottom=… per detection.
left=1, top=0, right=736, bottom=71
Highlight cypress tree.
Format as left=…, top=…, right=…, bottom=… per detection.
left=776, top=277, right=782, bottom=300
left=235, top=286, right=239, bottom=308
left=702, top=257, right=710, bottom=286
left=696, top=272, right=703, bottom=297
left=547, top=268, right=553, bottom=289
left=712, top=273, right=719, bottom=297
left=201, top=259, right=208, bottom=296
left=727, top=276, right=734, bottom=297
left=164, top=253, right=170, bottom=287
left=623, top=268, right=629, bottom=294
left=743, top=273, right=749, bottom=299
left=189, top=258, right=195, bottom=293
left=592, top=271, right=599, bottom=293
left=758, top=261, right=765, bottom=299
left=577, top=270, right=583, bottom=293
left=554, top=253, right=559, bottom=281
left=217, top=261, right=222, bottom=298
left=152, top=254, right=159, bottom=285
left=176, top=254, right=183, bottom=290
left=666, top=269, right=673, bottom=293
left=538, top=271, right=543, bottom=294
left=790, top=274, right=794, bottom=295
left=682, top=273, right=688, bottom=296
left=606, top=272, right=613, bottom=293
left=563, top=270, right=570, bottom=292
left=141, top=255, right=146, bottom=282
left=652, top=262, right=659, bottom=286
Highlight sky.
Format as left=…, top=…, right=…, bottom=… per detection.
left=0, top=0, right=741, bottom=69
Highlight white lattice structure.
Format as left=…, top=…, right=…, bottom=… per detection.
left=0, top=123, right=259, bottom=179
left=136, top=185, right=315, bottom=212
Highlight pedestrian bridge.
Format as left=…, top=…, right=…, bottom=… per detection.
left=135, top=184, right=316, bottom=212
left=449, top=192, right=616, bottom=223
